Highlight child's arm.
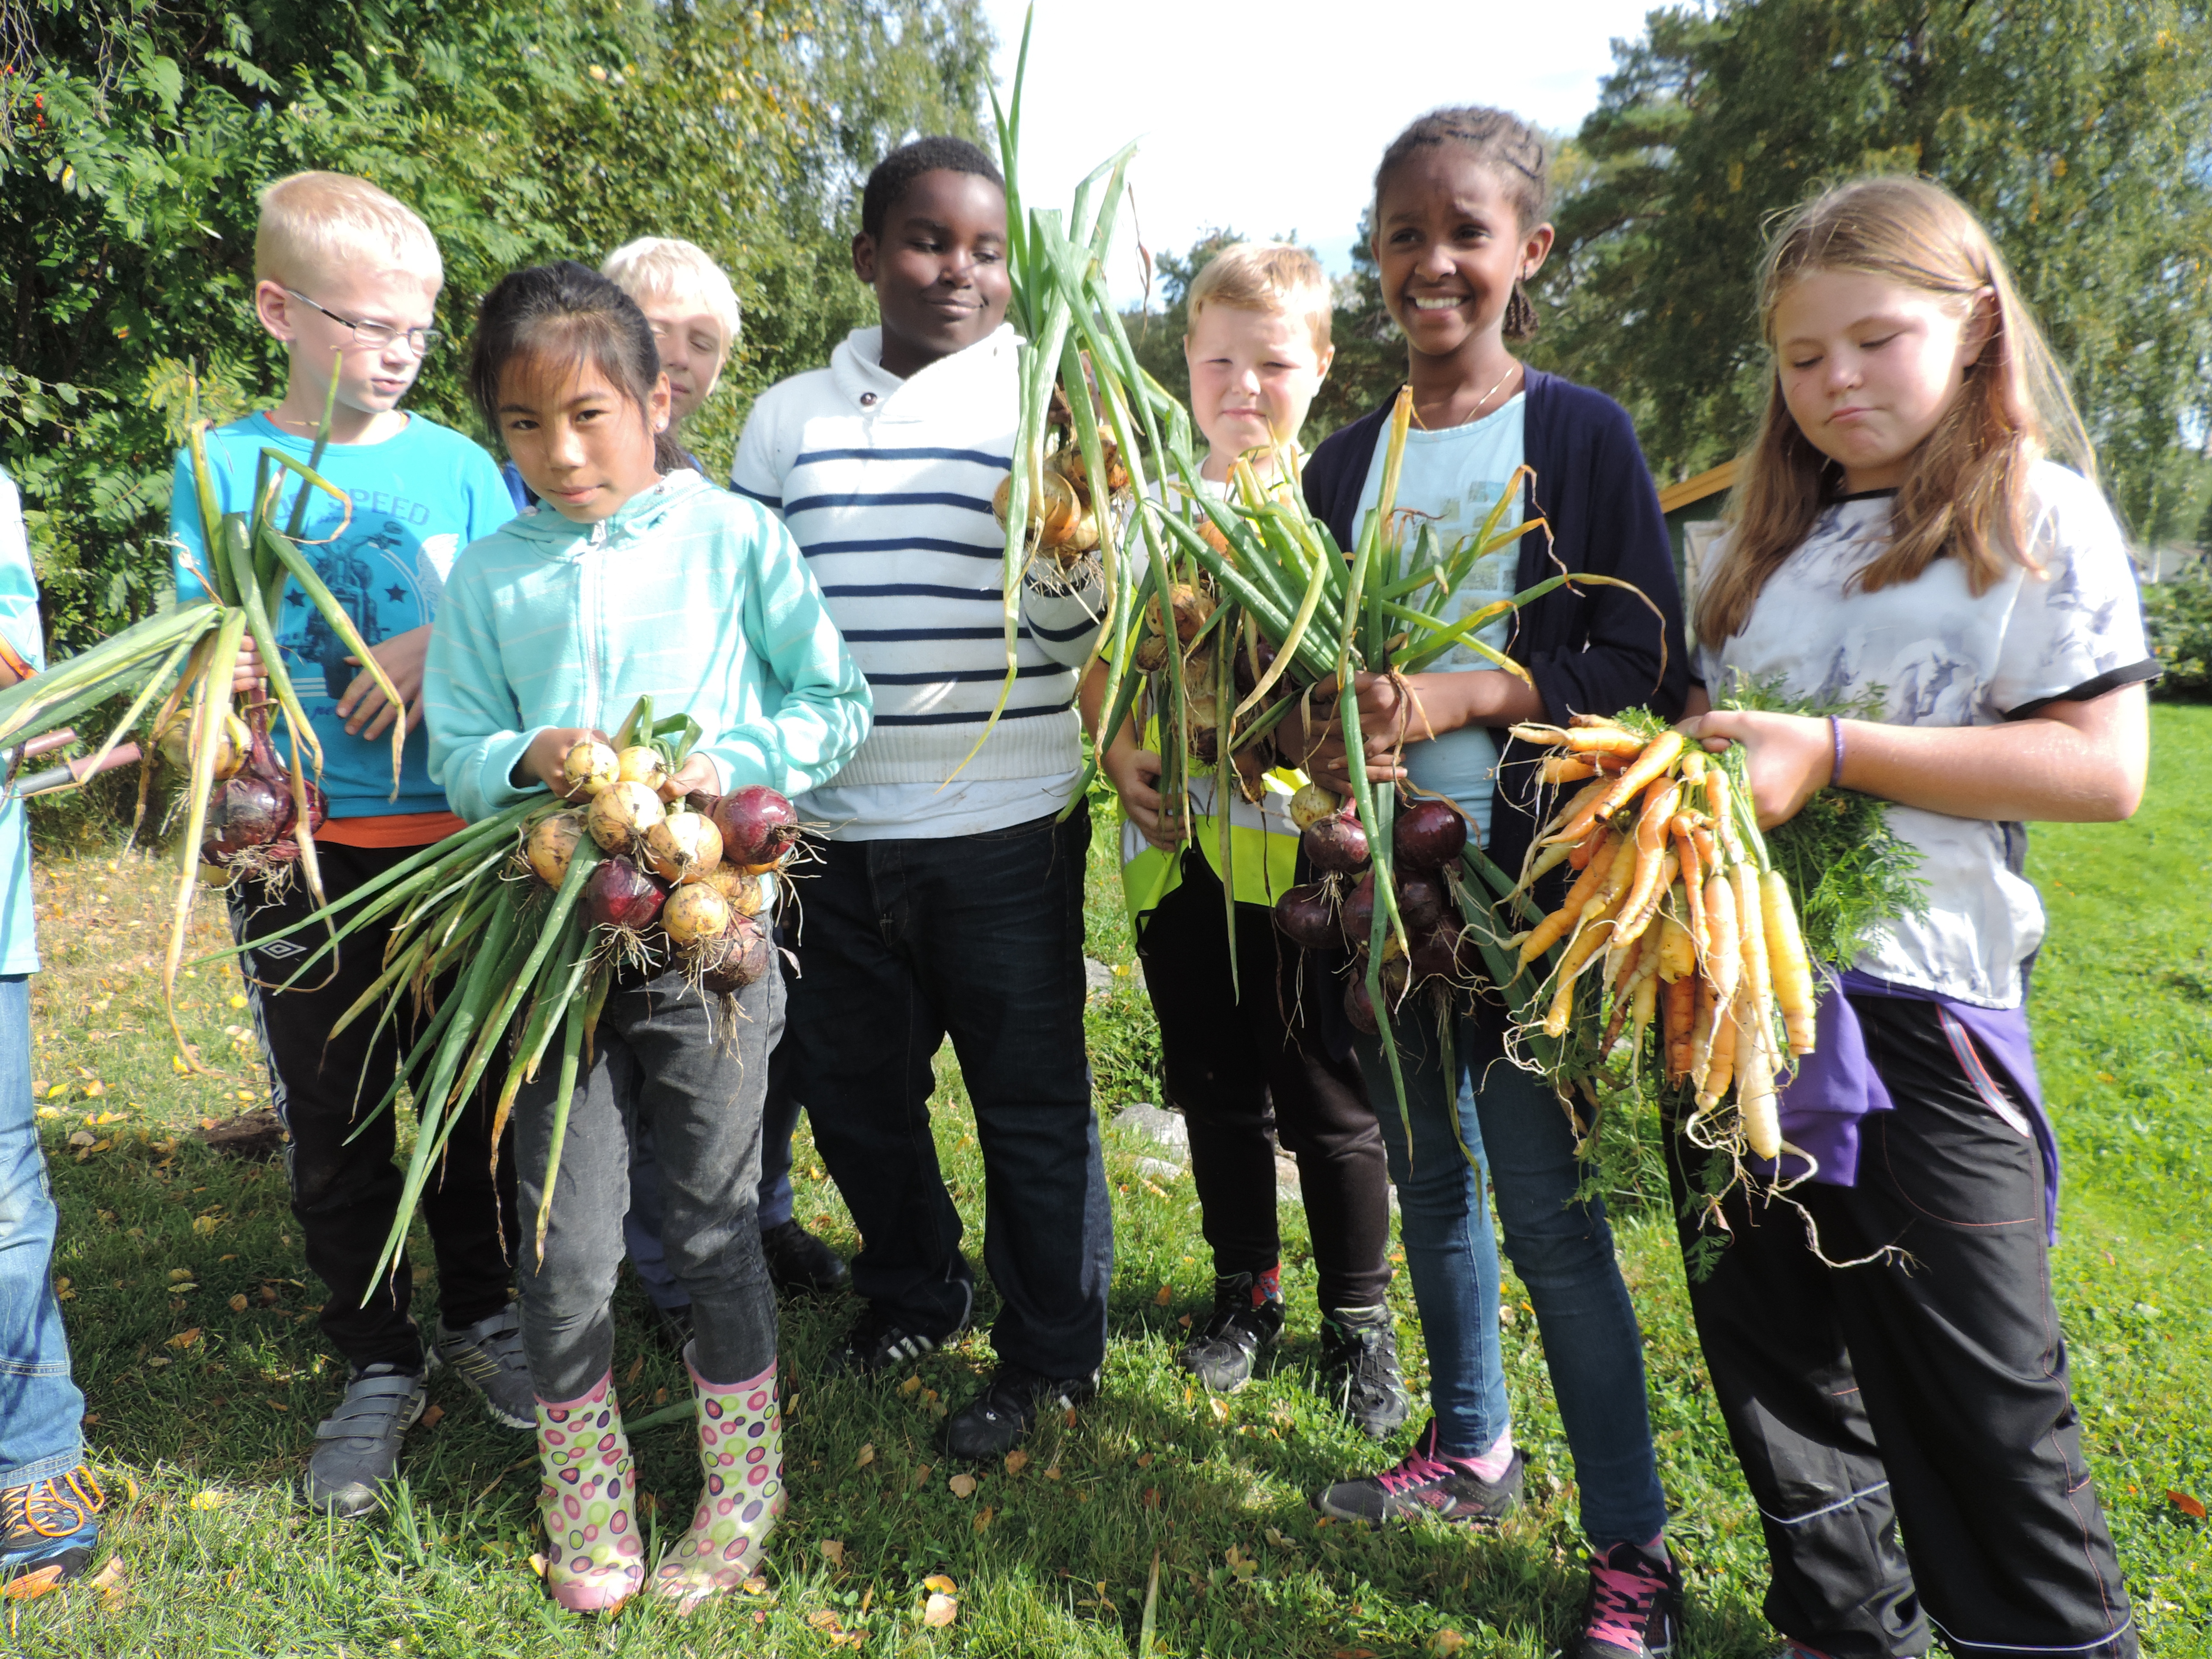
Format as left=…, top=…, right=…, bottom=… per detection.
left=1687, top=690, right=2148, bottom=829
left=423, top=560, right=542, bottom=823
left=691, top=511, right=872, bottom=797
left=1080, top=660, right=1180, bottom=849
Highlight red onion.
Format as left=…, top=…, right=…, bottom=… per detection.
left=1302, top=810, right=1369, bottom=874
left=712, top=786, right=801, bottom=867
left=586, top=859, right=669, bottom=932
left=1409, top=921, right=1476, bottom=984
left=1340, top=872, right=1376, bottom=949
left=1272, top=882, right=1339, bottom=951
left=1393, top=797, right=1468, bottom=871
left=1396, top=868, right=1449, bottom=932
left=702, top=914, right=774, bottom=994
left=206, top=774, right=291, bottom=848
left=1344, top=972, right=1378, bottom=1036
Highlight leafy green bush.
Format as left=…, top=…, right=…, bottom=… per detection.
left=2143, top=562, right=2212, bottom=697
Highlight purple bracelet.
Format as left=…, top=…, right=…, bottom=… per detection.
left=1828, top=715, right=1846, bottom=788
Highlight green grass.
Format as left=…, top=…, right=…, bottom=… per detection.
left=10, top=715, right=2212, bottom=1656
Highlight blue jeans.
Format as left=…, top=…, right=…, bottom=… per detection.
left=1355, top=1008, right=1667, bottom=1549
left=0, top=975, right=85, bottom=1487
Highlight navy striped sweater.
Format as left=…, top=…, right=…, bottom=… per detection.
left=731, top=325, right=1102, bottom=801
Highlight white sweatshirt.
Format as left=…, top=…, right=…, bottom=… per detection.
left=732, top=325, right=1104, bottom=839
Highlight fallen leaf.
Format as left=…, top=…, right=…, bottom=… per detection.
left=419, top=1403, right=445, bottom=1430
left=2, top=1561, right=66, bottom=1600
left=1177, top=1312, right=1193, bottom=1329
left=855, top=1442, right=876, bottom=1468
left=2169, top=1489, right=2207, bottom=1519
left=860, top=1584, right=875, bottom=1615
left=228, top=1293, right=248, bottom=1313
left=167, top=1328, right=201, bottom=1350
left=1135, top=1452, right=1154, bottom=1468
left=1154, top=1283, right=1173, bottom=1306
left=1431, top=1632, right=1469, bottom=1656
left=168, top=1268, right=193, bottom=1283
left=742, top=1574, right=769, bottom=1594
left=652, top=1385, right=668, bottom=1406
left=805, top=1609, right=842, bottom=1633
left=625, top=1356, right=644, bottom=1385
left=923, top=1591, right=957, bottom=1628
left=922, top=1574, right=957, bottom=1593
left=188, top=1489, right=228, bottom=1511
left=1210, top=1398, right=1230, bottom=1424
left=1044, top=1462, right=1062, bottom=1480
left=898, top=1373, right=922, bottom=1397
left=1143, top=1486, right=1160, bottom=1509
left=1003, top=1449, right=1029, bottom=1476
left=67, top=1129, right=94, bottom=1148
left=947, top=1473, right=978, bottom=1499
left=912, top=1463, right=934, bottom=1490
left=1265, top=1527, right=1293, bottom=1547
left=820, top=1539, right=845, bottom=1567
left=528, top=1552, right=548, bottom=1578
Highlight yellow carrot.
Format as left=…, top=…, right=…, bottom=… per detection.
left=1613, top=848, right=1680, bottom=957
left=1735, top=862, right=1773, bottom=1060
left=1655, top=908, right=1695, bottom=982
left=1517, top=830, right=1618, bottom=966
left=1706, top=767, right=1744, bottom=864
left=1542, top=777, right=1613, bottom=842
left=1630, top=971, right=1659, bottom=1060
left=1701, top=867, right=1740, bottom=1005
left=1561, top=728, right=1647, bottom=757
left=1551, top=731, right=1686, bottom=847
left=1542, top=754, right=1599, bottom=784
left=1589, top=827, right=1640, bottom=912
left=1762, top=868, right=1817, bottom=1056
left=1515, top=838, right=1575, bottom=893
left=1734, top=1003, right=1781, bottom=1158
left=1694, top=987, right=1742, bottom=1114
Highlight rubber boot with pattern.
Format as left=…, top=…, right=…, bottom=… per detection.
left=534, top=1372, right=645, bottom=1612
left=651, top=1352, right=785, bottom=1613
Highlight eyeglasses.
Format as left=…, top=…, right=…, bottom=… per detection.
left=284, top=289, right=443, bottom=355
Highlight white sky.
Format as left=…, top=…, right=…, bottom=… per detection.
left=977, top=0, right=1662, bottom=307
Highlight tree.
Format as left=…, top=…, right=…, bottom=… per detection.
left=0, top=0, right=994, bottom=650
left=1534, top=0, right=2212, bottom=532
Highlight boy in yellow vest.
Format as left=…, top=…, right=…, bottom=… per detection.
left=1080, top=243, right=1405, bottom=1435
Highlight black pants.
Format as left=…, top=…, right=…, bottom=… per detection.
left=233, top=840, right=519, bottom=1373
left=1668, top=996, right=2136, bottom=1659
left=783, top=809, right=1111, bottom=1378
left=1137, top=853, right=1392, bottom=1310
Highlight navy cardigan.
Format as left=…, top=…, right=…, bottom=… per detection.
left=1303, top=369, right=1690, bottom=884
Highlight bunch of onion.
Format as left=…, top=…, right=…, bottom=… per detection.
left=990, top=383, right=1132, bottom=576
left=197, top=708, right=330, bottom=886
left=0, top=375, right=409, bottom=1069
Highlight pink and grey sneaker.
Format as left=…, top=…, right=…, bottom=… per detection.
left=1313, top=1418, right=1523, bottom=1526
left=1570, top=1537, right=1683, bottom=1659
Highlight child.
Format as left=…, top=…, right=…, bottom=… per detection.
left=1678, top=176, right=2146, bottom=1659
left=1082, top=243, right=1405, bottom=1436
left=425, top=260, right=869, bottom=1612
left=0, top=465, right=108, bottom=1594
left=1297, top=110, right=1689, bottom=1659
left=731, top=136, right=1111, bottom=1458
left=167, top=172, right=525, bottom=1518
left=592, top=238, right=851, bottom=1351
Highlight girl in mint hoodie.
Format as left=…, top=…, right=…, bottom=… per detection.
left=425, top=262, right=870, bottom=1615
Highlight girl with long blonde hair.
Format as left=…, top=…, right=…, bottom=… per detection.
left=1681, top=175, right=2147, bottom=1659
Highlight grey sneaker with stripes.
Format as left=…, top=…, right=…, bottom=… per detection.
left=432, top=1304, right=535, bottom=1429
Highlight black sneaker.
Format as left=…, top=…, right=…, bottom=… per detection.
left=942, top=1361, right=1098, bottom=1460
left=1570, top=1537, right=1683, bottom=1658
left=828, top=1303, right=956, bottom=1377
left=1314, top=1417, right=1524, bottom=1525
left=761, top=1218, right=851, bottom=1296
left=1179, top=1273, right=1284, bottom=1392
left=1317, top=1303, right=1412, bottom=1439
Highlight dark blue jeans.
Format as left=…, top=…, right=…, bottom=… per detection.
left=1355, top=1009, right=1667, bottom=1551
left=0, top=974, right=85, bottom=1487
left=784, top=809, right=1111, bottom=1378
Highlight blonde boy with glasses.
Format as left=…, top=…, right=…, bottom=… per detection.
left=166, top=171, right=524, bottom=1518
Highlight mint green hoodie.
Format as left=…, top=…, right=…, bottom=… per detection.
left=425, top=469, right=871, bottom=822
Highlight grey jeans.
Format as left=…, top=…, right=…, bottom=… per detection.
left=514, top=964, right=782, bottom=1400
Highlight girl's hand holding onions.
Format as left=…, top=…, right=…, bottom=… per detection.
left=657, top=750, right=721, bottom=805
left=518, top=725, right=613, bottom=797
left=1100, top=737, right=1181, bottom=851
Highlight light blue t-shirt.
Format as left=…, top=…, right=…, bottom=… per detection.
left=169, top=412, right=514, bottom=820
left=0, top=468, right=46, bottom=974
left=1353, top=394, right=1525, bottom=841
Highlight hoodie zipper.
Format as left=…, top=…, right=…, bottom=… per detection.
left=581, top=519, right=607, bottom=728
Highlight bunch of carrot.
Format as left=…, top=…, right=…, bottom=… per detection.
left=1502, top=716, right=1817, bottom=1166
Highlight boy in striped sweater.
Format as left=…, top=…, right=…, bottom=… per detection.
left=731, top=136, right=1109, bottom=1457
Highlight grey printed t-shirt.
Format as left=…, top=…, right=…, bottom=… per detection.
left=1696, top=460, right=2156, bottom=1008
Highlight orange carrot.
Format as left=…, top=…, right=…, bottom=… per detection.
left=1551, top=731, right=1685, bottom=847
left=1663, top=976, right=1696, bottom=1081
left=1694, top=987, right=1742, bottom=1113
left=1614, top=777, right=1683, bottom=948
left=1655, top=909, right=1695, bottom=982
left=1673, top=814, right=1706, bottom=958
left=1518, top=831, right=1619, bottom=966
left=1542, top=755, right=1599, bottom=785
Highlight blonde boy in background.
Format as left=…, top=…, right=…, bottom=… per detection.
left=593, top=238, right=853, bottom=1332
left=1082, top=244, right=1407, bottom=1435
left=168, top=173, right=522, bottom=1518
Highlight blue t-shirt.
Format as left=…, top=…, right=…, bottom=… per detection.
left=1353, top=394, right=1526, bottom=842
left=0, top=468, right=44, bottom=975
left=169, top=412, right=514, bottom=820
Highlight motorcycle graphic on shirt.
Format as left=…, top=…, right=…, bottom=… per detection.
left=282, top=520, right=429, bottom=700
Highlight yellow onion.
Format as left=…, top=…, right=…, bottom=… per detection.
left=586, top=779, right=665, bottom=855
left=615, top=744, right=666, bottom=792
left=526, top=810, right=587, bottom=887
left=1289, top=783, right=1340, bottom=831
left=645, top=810, right=722, bottom=884
left=158, top=708, right=250, bottom=781
left=1133, top=630, right=1169, bottom=673
left=1146, top=582, right=1215, bottom=644
left=991, top=469, right=1089, bottom=549
left=703, top=863, right=765, bottom=916
left=662, top=882, right=732, bottom=948
left=562, top=738, right=620, bottom=798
